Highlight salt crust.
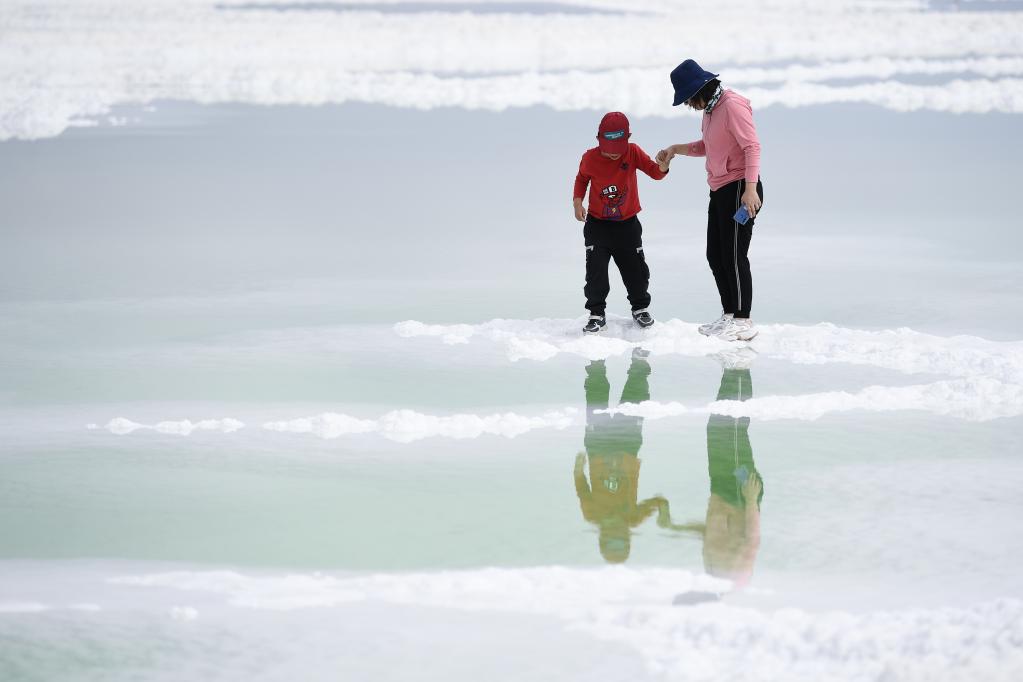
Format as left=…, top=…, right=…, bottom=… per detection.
left=394, top=317, right=1023, bottom=381
left=105, top=566, right=1023, bottom=682
left=607, top=377, right=1023, bottom=422
left=3, top=0, right=1023, bottom=140
left=262, top=407, right=578, bottom=442
left=397, top=316, right=1023, bottom=422
left=92, top=417, right=245, bottom=435
left=91, top=409, right=577, bottom=440
left=90, top=317, right=1023, bottom=437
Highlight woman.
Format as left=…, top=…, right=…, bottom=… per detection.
left=657, top=59, right=764, bottom=342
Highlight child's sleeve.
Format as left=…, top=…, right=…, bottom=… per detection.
left=685, top=140, right=706, bottom=157
left=635, top=146, right=668, bottom=180
left=574, top=455, right=594, bottom=521
left=573, top=155, right=590, bottom=200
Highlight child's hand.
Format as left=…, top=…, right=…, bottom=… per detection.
left=655, top=147, right=675, bottom=165
left=573, top=199, right=586, bottom=222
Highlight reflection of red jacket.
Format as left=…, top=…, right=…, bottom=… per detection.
left=573, top=143, right=667, bottom=221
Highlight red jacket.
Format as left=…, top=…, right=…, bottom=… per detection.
left=573, top=143, right=667, bottom=221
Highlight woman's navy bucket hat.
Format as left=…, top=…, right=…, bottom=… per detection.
left=670, top=59, right=719, bottom=106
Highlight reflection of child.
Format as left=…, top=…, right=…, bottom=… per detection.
left=574, top=353, right=671, bottom=564
left=572, top=112, right=670, bottom=334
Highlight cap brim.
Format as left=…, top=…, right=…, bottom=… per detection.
left=598, top=138, right=629, bottom=154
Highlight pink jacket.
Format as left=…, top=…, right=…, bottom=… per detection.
left=685, top=90, right=761, bottom=191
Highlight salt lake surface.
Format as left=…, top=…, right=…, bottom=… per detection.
left=2, top=1, right=1023, bottom=681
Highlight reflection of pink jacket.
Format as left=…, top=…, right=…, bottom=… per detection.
left=684, top=90, right=761, bottom=191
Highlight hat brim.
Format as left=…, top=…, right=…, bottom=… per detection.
left=598, top=137, right=629, bottom=155
left=671, top=74, right=719, bottom=107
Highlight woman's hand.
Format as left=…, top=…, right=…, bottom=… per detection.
left=655, top=145, right=677, bottom=166
left=741, top=472, right=762, bottom=503
left=573, top=198, right=586, bottom=222
left=741, top=185, right=762, bottom=219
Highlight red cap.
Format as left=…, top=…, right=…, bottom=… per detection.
left=597, top=111, right=631, bottom=155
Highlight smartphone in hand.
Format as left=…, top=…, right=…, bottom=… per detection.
left=733, top=205, right=750, bottom=225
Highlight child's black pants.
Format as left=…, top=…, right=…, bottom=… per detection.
left=583, top=215, right=650, bottom=316
left=706, top=178, right=764, bottom=319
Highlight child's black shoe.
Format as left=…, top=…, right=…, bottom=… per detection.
left=582, top=315, right=606, bottom=333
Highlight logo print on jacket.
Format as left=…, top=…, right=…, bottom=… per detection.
left=600, top=184, right=628, bottom=219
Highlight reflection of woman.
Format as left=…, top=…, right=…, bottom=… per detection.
left=701, top=367, right=763, bottom=587
left=574, top=350, right=672, bottom=563
left=670, top=365, right=763, bottom=605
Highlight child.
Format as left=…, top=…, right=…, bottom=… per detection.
left=573, top=111, right=670, bottom=333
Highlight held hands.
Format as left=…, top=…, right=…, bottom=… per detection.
left=654, top=146, right=676, bottom=167
left=573, top=198, right=586, bottom=222
left=741, top=185, right=762, bottom=219
left=655, top=496, right=672, bottom=526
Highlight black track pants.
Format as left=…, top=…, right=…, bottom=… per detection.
left=583, top=215, right=651, bottom=316
left=706, top=178, right=763, bottom=319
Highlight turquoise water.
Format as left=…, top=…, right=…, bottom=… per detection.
left=2, top=101, right=1023, bottom=681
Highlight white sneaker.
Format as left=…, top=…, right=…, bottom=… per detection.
left=713, top=346, right=758, bottom=370
left=716, top=317, right=758, bottom=342
left=698, top=313, right=733, bottom=336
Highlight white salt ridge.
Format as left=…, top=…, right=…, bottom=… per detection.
left=397, top=317, right=1023, bottom=382
left=108, top=566, right=1023, bottom=682
left=86, top=318, right=1023, bottom=438
left=729, top=55, right=1023, bottom=84
left=394, top=320, right=476, bottom=345
left=87, top=408, right=576, bottom=442
left=712, top=377, right=1023, bottom=422
left=97, top=417, right=245, bottom=436
left=111, top=566, right=727, bottom=611
left=3, top=1, right=1023, bottom=140
left=263, top=407, right=578, bottom=442
left=86, top=373, right=1019, bottom=444
left=598, top=598, right=1023, bottom=682
left=607, top=377, right=1023, bottom=422
left=400, top=316, right=1023, bottom=421
left=395, top=317, right=650, bottom=361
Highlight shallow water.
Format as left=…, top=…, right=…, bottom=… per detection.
left=3, top=63, right=1023, bottom=682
